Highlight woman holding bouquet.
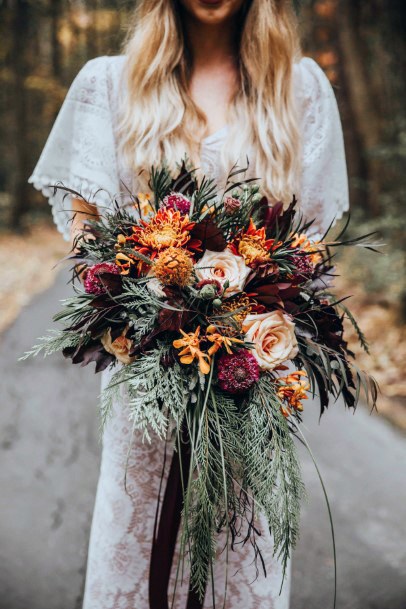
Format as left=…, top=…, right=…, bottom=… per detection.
left=29, top=1, right=349, bottom=607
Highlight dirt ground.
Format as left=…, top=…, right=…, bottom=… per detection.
left=1, top=221, right=405, bottom=429
left=0, top=223, right=67, bottom=334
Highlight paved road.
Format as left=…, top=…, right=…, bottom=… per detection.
left=1, top=271, right=405, bottom=609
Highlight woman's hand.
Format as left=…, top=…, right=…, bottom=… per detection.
left=70, top=197, right=99, bottom=283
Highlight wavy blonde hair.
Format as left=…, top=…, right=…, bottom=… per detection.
left=117, top=0, right=302, bottom=202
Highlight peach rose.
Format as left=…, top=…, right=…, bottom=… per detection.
left=194, top=249, right=251, bottom=296
left=101, top=327, right=136, bottom=365
left=242, top=310, right=298, bottom=370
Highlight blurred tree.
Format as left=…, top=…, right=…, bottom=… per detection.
left=10, top=0, right=31, bottom=228
left=51, top=0, right=63, bottom=78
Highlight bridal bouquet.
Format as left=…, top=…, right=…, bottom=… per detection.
left=23, top=162, right=378, bottom=601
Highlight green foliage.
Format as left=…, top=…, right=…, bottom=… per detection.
left=19, top=329, right=88, bottom=360
left=243, top=375, right=305, bottom=577
left=101, top=344, right=189, bottom=440
left=338, top=302, right=370, bottom=354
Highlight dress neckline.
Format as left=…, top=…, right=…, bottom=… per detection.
left=201, top=125, right=228, bottom=147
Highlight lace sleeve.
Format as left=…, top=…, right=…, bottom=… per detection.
left=296, top=57, right=350, bottom=239
left=28, top=56, right=120, bottom=241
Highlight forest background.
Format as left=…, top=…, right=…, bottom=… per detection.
left=0, top=0, right=405, bottom=425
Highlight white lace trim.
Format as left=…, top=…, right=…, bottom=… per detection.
left=27, top=56, right=122, bottom=241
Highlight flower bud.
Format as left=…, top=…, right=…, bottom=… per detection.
left=200, top=284, right=218, bottom=300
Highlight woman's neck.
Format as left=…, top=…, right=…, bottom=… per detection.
left=183, top=16, right=240, bottom=69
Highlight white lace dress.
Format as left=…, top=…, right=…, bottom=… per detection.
left=28, top=55, right=349, bottom=609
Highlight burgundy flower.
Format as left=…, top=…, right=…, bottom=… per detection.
left=84, top=262, right=120, bottom=295
left=217, top=349, right=260, bottom=394
left=290, top=254, right=314, bottom=284
left=161, top=192, right=191, bottom=215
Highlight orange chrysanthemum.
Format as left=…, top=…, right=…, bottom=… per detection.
left=153, top=247, right=194, bottom=287
left=114, top=209, right=201, bottom=275
left=230, top=218, right=278, bottom=267
left=277, top=370, right=310, bottom=417
left=173, top=326, right=211, bottom=375
left=132, top=208, right=199, bottom=252
left=290, top=233, right=323, bottom=265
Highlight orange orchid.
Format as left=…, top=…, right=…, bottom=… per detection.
left=173, top=326, right=211, bottom=375
left=290, top=232, right=323, bottom=265
left=230, top=218, right=279, bottom=267
left=277, top=370, right=310, bottom=417
left=137, top=192, right=153, bottom=217
left=115, top=252, right=136, bottom=275
left=206, top=325, right=244, bottom=356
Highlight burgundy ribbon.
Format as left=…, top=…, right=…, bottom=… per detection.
left=149, top=436, right=205, bottom=609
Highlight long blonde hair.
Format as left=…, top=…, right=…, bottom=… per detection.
left=117, top=0, right=302, bottom=202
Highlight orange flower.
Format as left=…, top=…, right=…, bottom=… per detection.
left=115, top=252, right=136, bottom=275
left=216, top=294, right=263, bottom=335
left=153, top=247, right=194, bottom=287
left=173, top=326, right=211, bottom=375
left=230, top=218, right=278, bottom=267
left=101, top=326, right=136, bottom=365
left=277, top=370, right=310, bottom=417
left=206, top=325, right=244, bottom=356
left=290, top=233, right=323, bottom=265
left=114, top=209, right=201, bottom=275
left=132, top=208, right=200, bottom=253
left=137, top=192, right=153, bottom=217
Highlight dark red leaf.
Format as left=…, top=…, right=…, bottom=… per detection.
left=63, top=342, right=115, bottom=373
left=191, top=218, right=226, bottom=252
left=170, top=161, right=198, bottom=195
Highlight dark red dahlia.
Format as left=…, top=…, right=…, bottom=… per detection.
left=161, top=192, right=191, bottom=215
left=217, top=349, right=260, bottom=394
left=290, top=254, right=314, bottom=284
left=84, top=262, right=120, bottom=295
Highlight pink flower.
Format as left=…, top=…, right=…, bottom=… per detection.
left=195, top=249, right=251, bottom=296
left=223, top=196, right=241, bottom=215
left=243, top=310, right=298, bottom=371
left=161, top=192, right=191, bottom=215
left=217, top=349, right=260, bottom=394
left=84, top=262, right=120, bottom=295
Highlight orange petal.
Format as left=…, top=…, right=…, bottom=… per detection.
left=199, top=356, right=211, bottom=375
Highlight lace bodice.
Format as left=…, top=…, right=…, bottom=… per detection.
left=28, top=55, right=349, bottom=241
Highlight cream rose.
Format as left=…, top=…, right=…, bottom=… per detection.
left=101, top=327, right=136, bottom=365
left=242, top=310, right=298, bottom=370
left=195, top=249, right=251, bottom=296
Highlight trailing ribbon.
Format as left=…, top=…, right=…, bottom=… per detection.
left=149, top=434, right=205, bottom=609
